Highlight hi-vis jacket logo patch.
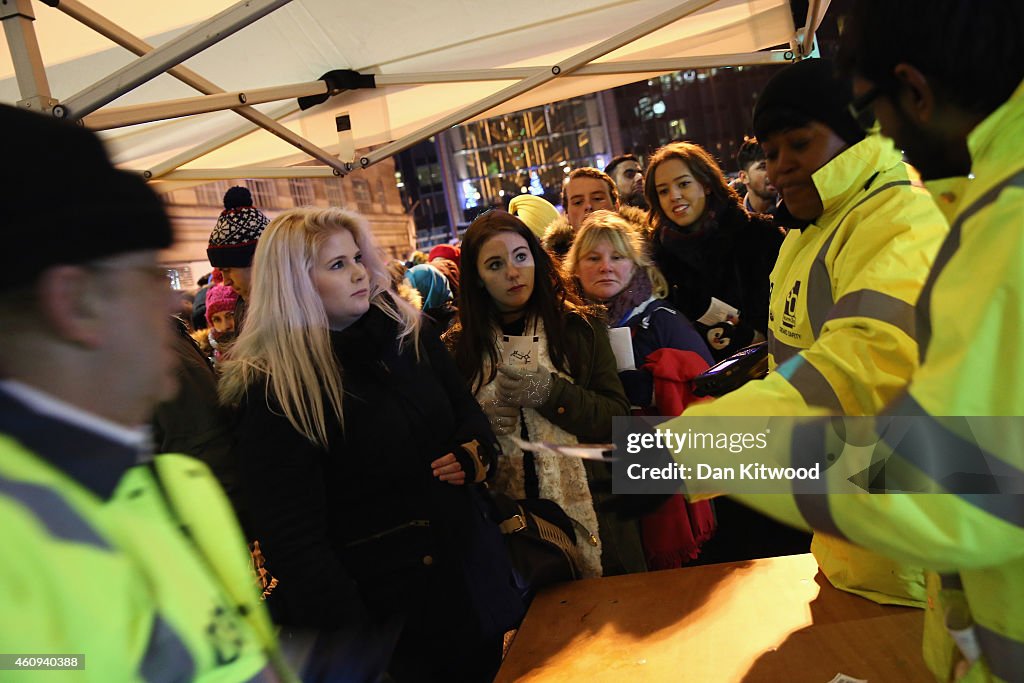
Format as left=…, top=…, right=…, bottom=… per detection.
left=782, top=281, right=801, bottom=329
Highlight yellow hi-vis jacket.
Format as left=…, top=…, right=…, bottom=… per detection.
left=685, top=133, right=949, bottom=607
left=673, top=78, right=1024, bottom=682
left=0, top=399, right=296, bottom=682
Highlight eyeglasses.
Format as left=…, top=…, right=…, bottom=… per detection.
left=848, top=86, right=882, bottom=129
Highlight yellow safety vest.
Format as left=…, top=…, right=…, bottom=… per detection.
left=0, top=432, right=295, bottom=682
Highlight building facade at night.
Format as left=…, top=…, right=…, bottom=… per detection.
left=157, top=156, right=413, bottom=288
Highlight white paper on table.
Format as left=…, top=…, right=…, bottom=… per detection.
left=500, top=335, right=540, bottom=372
left=696, top=297, right=739, bottom=326
left=508, top=436, right=617, bottom=461
left=607, top=326, right=636, bottom=370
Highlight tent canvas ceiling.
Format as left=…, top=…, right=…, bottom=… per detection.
left=1, top=0, right=829, bottom=184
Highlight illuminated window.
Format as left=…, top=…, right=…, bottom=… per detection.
left=288, top=178, right=315, bottom=206
left=246, top=179, right=276, bottom=208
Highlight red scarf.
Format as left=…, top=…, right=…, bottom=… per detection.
left=638, top=348, right=717, bottom=569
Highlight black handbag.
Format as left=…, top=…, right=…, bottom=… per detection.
left=487, top=490, right=592, bottom=600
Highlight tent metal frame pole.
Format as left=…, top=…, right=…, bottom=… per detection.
left=84, top=49, right=794, bottom=131
left=56, top=0, right=295, bottom=121
left=0, top=0, right=56, bottom=111
left=801, top=0, right=822, bottom=57
left=372, top=50, right=794, bottom=86
left=82, top=80, right=328, bottom=130
left=50, top=0, right=346, bottom=177
left=143, top=102, right=303, bottom=179
left=359, top=0, right=719, bottom=168
left=155, top=167, right=341, bottom=181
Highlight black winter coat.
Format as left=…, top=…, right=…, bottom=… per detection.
left=234, top=306, right=522, bottom=672
left=650, top=202, right=784, bottom=360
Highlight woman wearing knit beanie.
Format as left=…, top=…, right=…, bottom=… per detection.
left=204, top=284, right=239, bottom=364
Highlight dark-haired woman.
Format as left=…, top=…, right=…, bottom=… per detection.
left=446, top=210, right=639, bottom=577
left=644, top=141, right=784, bottom=360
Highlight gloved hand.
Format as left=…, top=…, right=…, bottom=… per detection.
left=496, top=364, right=553, bottom=408
left=481, top=399, right=520, bottom=436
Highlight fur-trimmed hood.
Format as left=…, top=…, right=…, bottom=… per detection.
left=541, top=214, right=574, bottom=263
left=543, top=204, right=650, bottom=263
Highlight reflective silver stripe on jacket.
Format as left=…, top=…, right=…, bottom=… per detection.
left=917, top=169, right=1024, bottom=361
left=782, top=357, right=844, bottom=413
left=767, top=329, right=802, bottom=365
left=140, top=615, right=196, bottom=683
left=824, top=290, right=917, bottom=339
left=0, top=475, right=111, bottom=550
left=789, top=420, right=847, bottom=540
left=884, top=395, right=1024, bottom=525
left=805, top=180, right=914, bottom=336
left=976, top=623, right=1024, bottom=683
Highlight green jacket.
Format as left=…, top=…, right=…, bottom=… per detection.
left=0, top=384, right=294, bottom=682
left=538, top=311, right=630, bottom=443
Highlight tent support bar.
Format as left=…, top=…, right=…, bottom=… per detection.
left=85, top=49, right=794, bottom=130
left=801, top=0, right=822, bottom=56
left=50, top=0, right=346, bottom=177
left=0, top=0, right=56, bottom=111
left=144, top=103, right=301, bottom=179
left=372, top=51, right=794, bottom=86
left=152, top=167, right=342, bottom=181
left=57, top=0, right=295, bottom=121
left=83, top=80, right=328, bottom=130
left=361, top=0, right=719, bottom=168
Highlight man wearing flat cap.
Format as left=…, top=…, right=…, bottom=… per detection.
left=679, top=58, right=949, bottom=608
left=0, top=105, right=293, bottom=681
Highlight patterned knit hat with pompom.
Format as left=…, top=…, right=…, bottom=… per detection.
left=206, top=186, right=270, bottom=268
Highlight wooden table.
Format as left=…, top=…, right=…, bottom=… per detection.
left=496, top=553, right=931, bottom=682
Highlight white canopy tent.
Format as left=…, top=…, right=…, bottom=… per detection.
left=1, top=0, right=829, bottom=190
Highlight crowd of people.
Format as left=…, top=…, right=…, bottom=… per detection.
left=2, top=0, right=1022, bottom=681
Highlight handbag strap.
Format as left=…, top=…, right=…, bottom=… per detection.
left=518, top=408, right=540, bottom=499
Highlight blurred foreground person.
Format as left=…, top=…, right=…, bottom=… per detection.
left=0, top=105, right=291, bottom=681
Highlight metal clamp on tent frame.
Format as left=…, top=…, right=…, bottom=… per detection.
left=297, top=70, right=376, bottom=111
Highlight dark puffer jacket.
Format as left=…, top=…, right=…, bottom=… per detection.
left=234, top=305, right=523, bottom=680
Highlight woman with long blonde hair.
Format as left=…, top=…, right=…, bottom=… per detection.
left=221, top=207, right=521, bottom=682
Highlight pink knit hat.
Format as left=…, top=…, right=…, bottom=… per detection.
left=205, top=284, right=239, bottom=327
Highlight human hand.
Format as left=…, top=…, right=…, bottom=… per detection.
left=495, top=364, right=553, bottom=408
left=430, top=453, right=465, bottom=485
left=482, top=399, right=520, bottom=436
